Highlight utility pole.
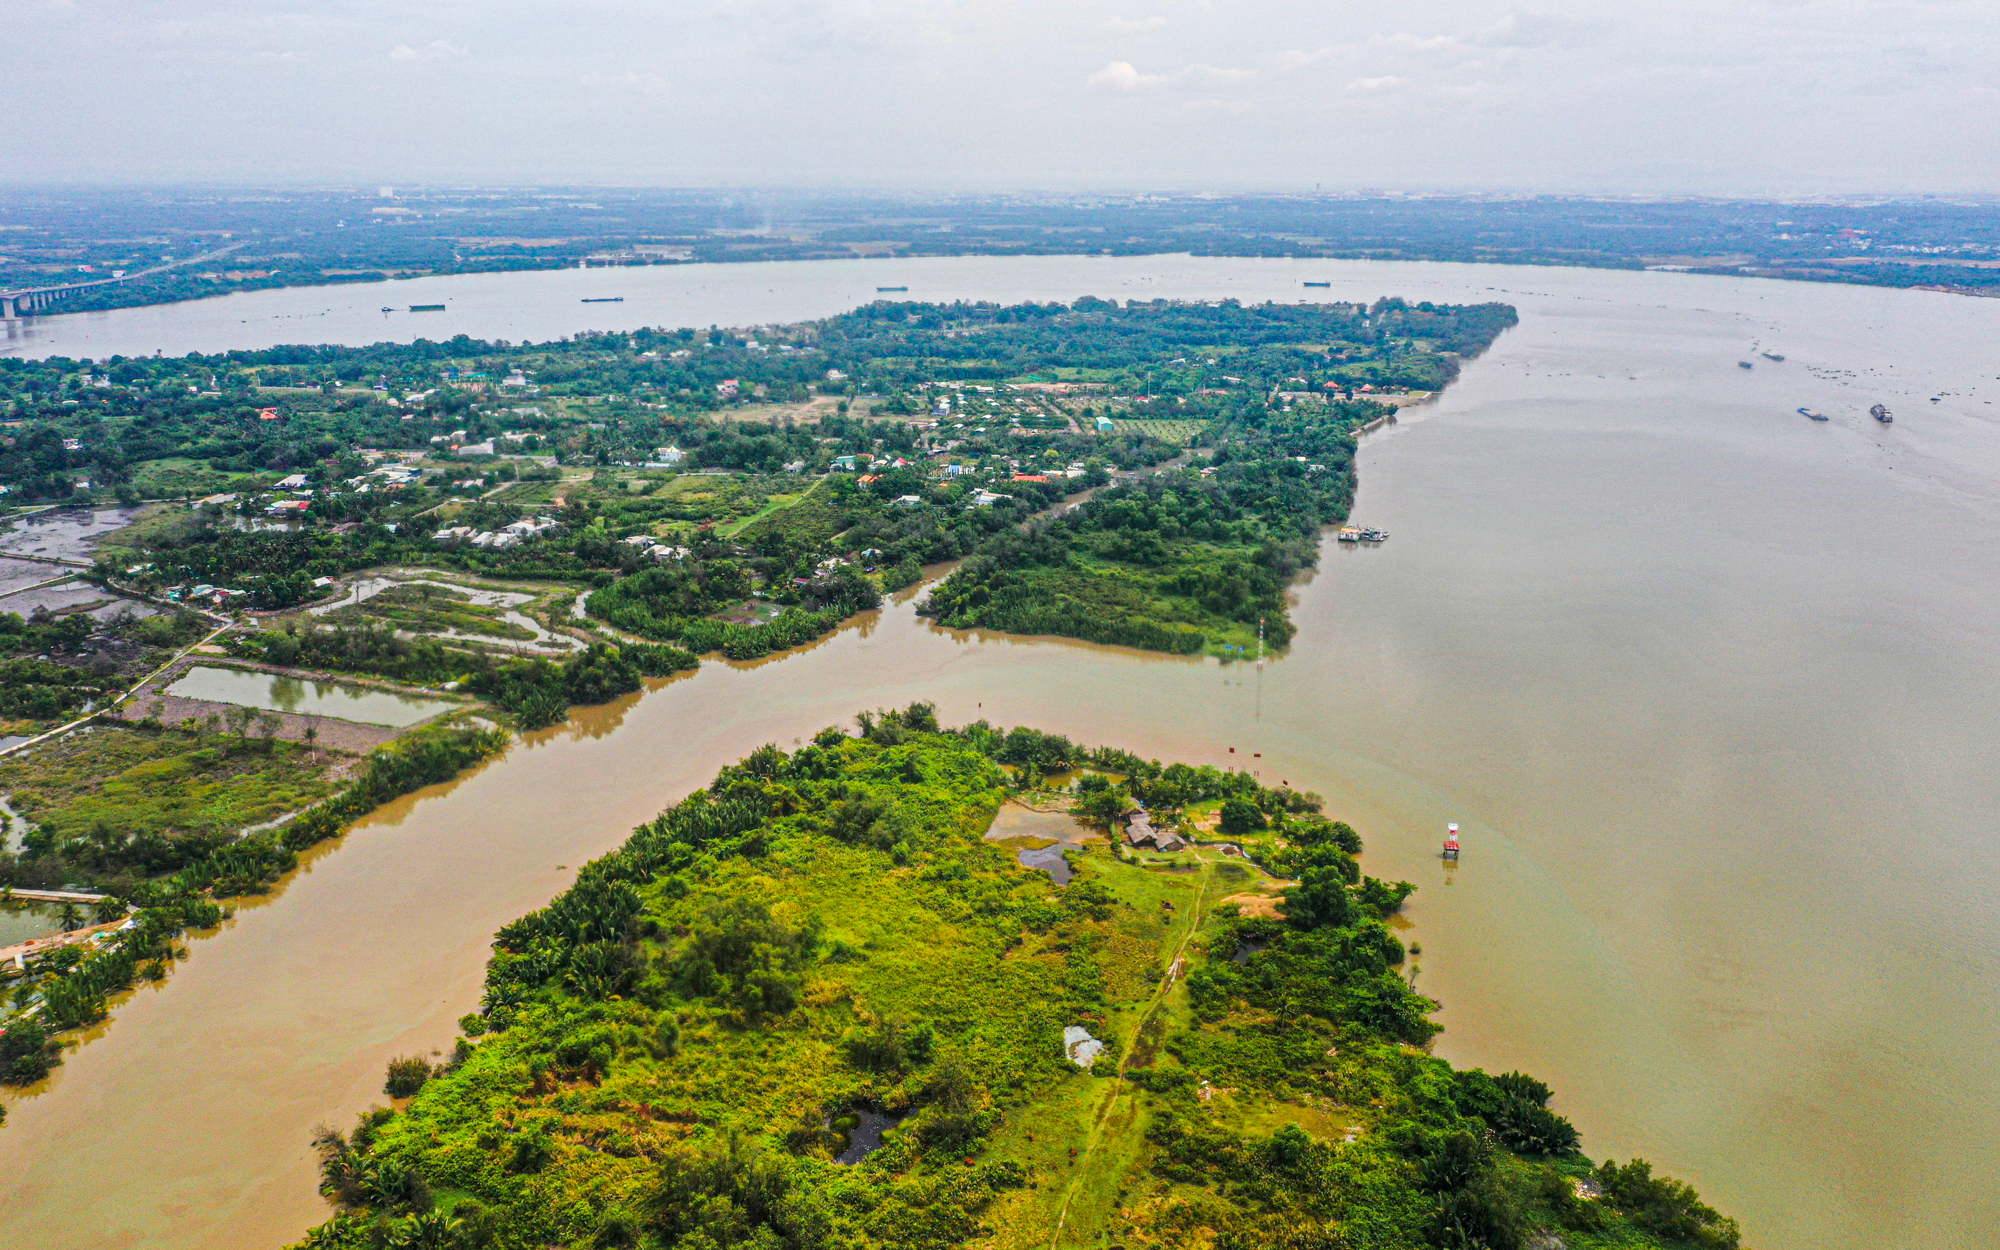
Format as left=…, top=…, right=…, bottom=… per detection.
left=1256, top=616, right=1265, bottom=665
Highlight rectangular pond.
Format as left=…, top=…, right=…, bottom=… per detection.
left=164, top=666, right=454, bottom=728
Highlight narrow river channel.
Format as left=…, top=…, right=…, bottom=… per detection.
left=2, top=257, right=1997, bottom=1249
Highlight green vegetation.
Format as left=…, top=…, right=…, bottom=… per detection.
left=471, top=642, right=698, bottom=730
left=0, top=604, right=209, bottom=735
left=290, top=710, right=1734, bottom=1250
left=0, top=722, right=337, bottom=879
left=587, top=562, right=883, bottom=660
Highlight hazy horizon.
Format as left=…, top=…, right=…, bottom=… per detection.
left=14, top=1, right=1998, bottom=195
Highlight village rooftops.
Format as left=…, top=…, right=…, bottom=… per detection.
left=1123, top=804, right=1188, bottom=853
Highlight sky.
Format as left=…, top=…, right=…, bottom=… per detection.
left=13, top=0, right=2000, bottom=194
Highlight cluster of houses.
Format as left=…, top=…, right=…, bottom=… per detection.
left=163, top=583, right=252, bottom=608
left=431, top=514, right=560, bottom=550
left=620, top=535, right=691, bottom=561
left=1121, top=804, right=1189, bottom=853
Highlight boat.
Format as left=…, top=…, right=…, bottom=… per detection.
left=380, top=306, right=394, bottom=312
left=1871, top=403, right=1892, bottom=424
left=581, top=297, right=624, bottom=303
left=1762, top=352, right=1785, bottom=362
left=1738, top=361, right=1754, bottom=369
left=1336, top=527, right=1361, bottom=542
left=1359, top=528, right=1389, bottom=542
left=409, top=304, right=445, bottom=312
left=1303, top=281, right=1331, bottom=288
left=1798, top=407, right=1829, bottom=422
left=876, top=286, right=908, bottom=292
left=1337, top=526, right=1389, bottom=542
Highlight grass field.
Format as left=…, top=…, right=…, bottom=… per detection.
left=0, top=723, right=338, bottom=850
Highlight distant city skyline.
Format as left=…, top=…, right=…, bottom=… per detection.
left=12, top=1, right=1998, bottom=194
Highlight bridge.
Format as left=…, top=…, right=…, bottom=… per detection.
left=0, top=241, right=250, bottom=319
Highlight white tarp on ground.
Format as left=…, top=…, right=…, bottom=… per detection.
left=1064, top=1025, right=1104, bottom=1068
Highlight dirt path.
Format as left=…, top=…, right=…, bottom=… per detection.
left=1046, top=845, right=1218, bottom=1249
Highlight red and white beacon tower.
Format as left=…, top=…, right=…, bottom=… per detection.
left=1442, top=823, right=1461, bottom=861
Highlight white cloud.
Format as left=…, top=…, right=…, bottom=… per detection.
left=1187, top=64, right=1256, bottom=86
left=1474, top=11, right=1601, bottom=49
left=1276, top=46, right=1340, bottom=71
left=1345, top=75, right=1407, bottom=93
left=1087, top=60, right=1169, bottom=90
left=390, top=40, right=468, bottom=62
left=1372, top=33, right=1458, bottom=54
left=1103, top=15, right=1167, bottom=34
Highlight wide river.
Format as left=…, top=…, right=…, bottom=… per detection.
left=2, top=257, right=1997, bottom=1250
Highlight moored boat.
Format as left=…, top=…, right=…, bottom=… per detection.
left=1871, top=404, right=1893, bottom=423
left=1738, top=361, right=1754, bottom=369
left=1798, top=407, right=1828, bottom=422
left=1763, top=352, right=1786, bottom=362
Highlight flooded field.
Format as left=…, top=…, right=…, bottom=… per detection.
left=163, top=666, right=456, bottom=728
left=0, top=578, right=156, bottom=623
left=0, top=506, right=146, bottom=562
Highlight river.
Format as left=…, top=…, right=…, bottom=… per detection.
left=2, top=257, right=1997, bottom=1249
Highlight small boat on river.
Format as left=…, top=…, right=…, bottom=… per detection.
left=1798, top=407, right=1829, bottom=422
left=1338, top=526, right=1389, bottom=542
left=1738, top=361, right=1754, bottom=369
left=1871, top=403, right=1892, bottom=424
left=1304, top=281, right=1331, bottom=288
left=1763, top=352, right=1786, bottom=362
left=409, top=304, right=445, bottom=312
left=877, top=286, right=908, bottom=292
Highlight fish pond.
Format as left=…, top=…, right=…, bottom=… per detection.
left=164, top=666, right=454, bottom=728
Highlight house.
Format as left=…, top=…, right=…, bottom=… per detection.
left=456, top=441, right=497, bottom=457
left=1095, top=416, right=1116, bottom=433
left=265, top=499, right=311, bottom=515
left=198, top=493, right=239, bottom=507
left=652, top=446, right=687, bottom=466
left=274, top=473, right=310, bottom=489
left=856, top=474, right=879, bottom=486
left=258, top=407, right=281, bottom=421
left=892, top=494, right=924, bottom=508
left=1010, top=473, right=1051, bottom=483
left=716, top=379, right=740, bottom=398
left=972, top=489, right=1012, bottom=508
left=622, top=534, right=658, bottom=548
left=1122, top=805, right=1187, bottom=853
left=650, top=545, right=691, bottom=562
left=831, top=455, right=861, bottom=471
left=432, top=526, right=474, bottom=544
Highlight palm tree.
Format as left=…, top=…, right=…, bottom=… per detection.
left=58, top=902, right=84, bottom=932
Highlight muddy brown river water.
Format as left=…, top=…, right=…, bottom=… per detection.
left=2, top=257, right=1998, bottom=1249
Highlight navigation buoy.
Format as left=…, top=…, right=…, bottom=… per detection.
left=1442, top=823, right=1461, bottom=861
